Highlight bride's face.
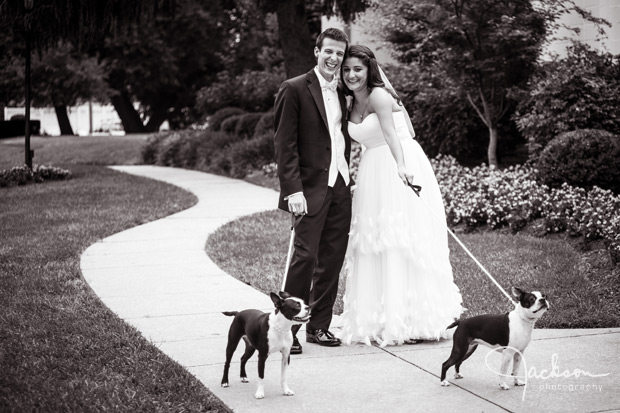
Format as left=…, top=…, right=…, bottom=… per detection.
left=342, top=57, right=368, bottom=93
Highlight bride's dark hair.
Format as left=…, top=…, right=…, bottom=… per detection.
left=342, top=45, right=400, bottom=103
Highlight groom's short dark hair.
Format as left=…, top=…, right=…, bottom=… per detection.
left=315, top=28, right=349, bottom=50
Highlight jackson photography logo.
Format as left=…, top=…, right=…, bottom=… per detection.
left=484, top=346, right=611, bottom=401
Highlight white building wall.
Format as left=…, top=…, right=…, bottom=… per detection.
left=322, top=10, right=396, bottom=65
left=546, top=0, right=620, bottom=56
left=4, top=104, right=123, bottom=136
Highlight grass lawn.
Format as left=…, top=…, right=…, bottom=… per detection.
left=0, top=136, right=231, bottom=412
left=0, top=134, right=148, bottom=170
left=207, top=200, right=620, bottom=330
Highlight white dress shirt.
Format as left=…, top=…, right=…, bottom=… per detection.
left=314, top=67, right=350, bottom=187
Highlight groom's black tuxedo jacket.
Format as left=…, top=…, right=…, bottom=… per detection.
left=274, top=68, right=352, bottom=216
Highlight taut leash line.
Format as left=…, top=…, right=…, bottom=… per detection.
left=407, top=182, right=514, bottom=304
left=282, top=214, right=303, bottom=291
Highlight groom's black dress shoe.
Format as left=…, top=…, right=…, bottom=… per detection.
left=290, top=336, right=302, bottom=354
left=306, top=328, right=341, bottom=347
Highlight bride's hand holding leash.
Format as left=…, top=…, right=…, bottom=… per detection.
left=398, top=165, right=415, bottom=187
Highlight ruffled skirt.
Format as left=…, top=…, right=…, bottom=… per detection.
left=338, top=139, right=464, bottom=347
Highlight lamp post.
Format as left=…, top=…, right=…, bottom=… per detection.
left=24, top=0, right=34, bottom=169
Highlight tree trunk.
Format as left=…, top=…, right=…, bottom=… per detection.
left=145, top=106, right=168, bottom=132
left=466, top=91, right=500, bottom=168
left=488, top=125, right=499, bottom=168
left=54, top=105, right=74, bottom=135
left=276, top=0, right=316, bottom=78
left=111, top=90, right=146, bottom=133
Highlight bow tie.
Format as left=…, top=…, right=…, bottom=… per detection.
left=322, top=79, right=338, bottom=92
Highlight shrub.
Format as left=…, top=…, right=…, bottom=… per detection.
left=227, top=133, right=275, bottom=178
left=140, top=128, right=266, bottom=178
left=196, top=68, right=285, bottom=114
left=0, top=165, right=71, bottom=187
left=220, top=115, right=243, bottom=135
left=141, top=133, right=169, bottom=165
left=536, top=129, right=620, bottom=194
left=234, top=113, right=264, bottom=139
left=207, top=107, right=245, bottom=131
left=252, top=111, right=274, bottom=139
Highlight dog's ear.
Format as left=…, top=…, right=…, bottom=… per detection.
left=512, top=287, right=525, bottom=299
left=279, top=291, right=291, bottom=299
left=270, top=292, right=283, bottom=308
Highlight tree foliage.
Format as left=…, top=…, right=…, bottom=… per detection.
left=30, top=42, right=108, bottom=108
left=384, top=63, right=488, bottom=163
left=36, top=42, right=109, bottom=134
left=381, top=0, right=549, bottom=167
left=195, top=9, right=285, bottom=115
left=0, top=0, right=175, bottom=51
left=257, top=0, right=371, bottom=77
left=102, top=0, right=233, bottom=132
left=515, top=42, right=620, bottom=160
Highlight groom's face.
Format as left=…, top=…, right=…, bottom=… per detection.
left=314, top=38, right=347, bottom=82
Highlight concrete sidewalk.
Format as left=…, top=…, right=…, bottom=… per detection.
left=81, top=165, right=620, bottom=413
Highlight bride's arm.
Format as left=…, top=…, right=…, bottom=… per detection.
left=370, top=88, right=414, bottom=185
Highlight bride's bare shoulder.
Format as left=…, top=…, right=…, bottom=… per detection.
left=369, top=87, right=392, bottom=104
left=369, top=87, right=400, bottom=111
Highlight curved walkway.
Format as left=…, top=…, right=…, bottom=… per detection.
left=81, top=166, right=620, bottom=413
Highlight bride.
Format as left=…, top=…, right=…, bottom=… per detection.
left=338, top=45, right=463, bottom=347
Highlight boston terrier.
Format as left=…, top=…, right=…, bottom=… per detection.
left=221, top=291, right=310, bottom=399
left=440, top=287, right=549, bottom=390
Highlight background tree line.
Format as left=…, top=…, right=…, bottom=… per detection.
left=1, top=0, right=619, bottom=171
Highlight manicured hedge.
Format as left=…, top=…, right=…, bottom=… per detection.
left=536, top=129, right=620, bottom=194
left=141, top=129, right=274, bottom=179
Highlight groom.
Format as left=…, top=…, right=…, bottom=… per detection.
left=273, top=28, right=353, bottom=354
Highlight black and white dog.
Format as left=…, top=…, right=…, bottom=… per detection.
left=221, top=291, right=310, bottom=399
left=441, top=287, right=549, bottom=389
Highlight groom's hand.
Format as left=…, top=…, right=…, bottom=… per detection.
left=287, top=193, right=308, bottom=216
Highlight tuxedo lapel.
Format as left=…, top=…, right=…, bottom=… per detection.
left=338, top=90, right=348, bottom=122
left=306, top=70, right=330, bottom=133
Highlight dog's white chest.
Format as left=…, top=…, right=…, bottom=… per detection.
left=507, top=311, right=534, bottom=351
left=267, top=312, right=293, bottom=353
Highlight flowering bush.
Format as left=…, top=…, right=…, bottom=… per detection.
left=0, top=165, right=72, bottom=188
left=432, top=155, right=620, bottom=261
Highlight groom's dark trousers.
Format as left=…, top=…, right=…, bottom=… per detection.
left=274, top=68, right=352, bottom=334
left=285, top=174, right=351, bottom=333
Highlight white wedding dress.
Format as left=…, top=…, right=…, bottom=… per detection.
left=338, top=111, right=464, bottom=347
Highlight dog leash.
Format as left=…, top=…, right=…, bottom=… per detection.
left=281, top=213, right=304, bottom=291
left=406, top=182, right=514, bottom=304
left=281, top=213, right=335, bottom=311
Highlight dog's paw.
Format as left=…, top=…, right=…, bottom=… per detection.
left=514, top=378, right=526, bottom=386
left=241, top=376, right=249, bottom=383
left=221, top=381, right=229, bottom=388
left=440, top=380, right=451, bottom=387
left=454, top=373, right=464, bottom=379
left=282, top=386, right=295, bottom=396
left=255, top=390, right=265, bottom=399
left=499, top=382, right=510, bottom=390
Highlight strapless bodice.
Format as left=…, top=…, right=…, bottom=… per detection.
left=348, top=111, right=411, bottom=149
